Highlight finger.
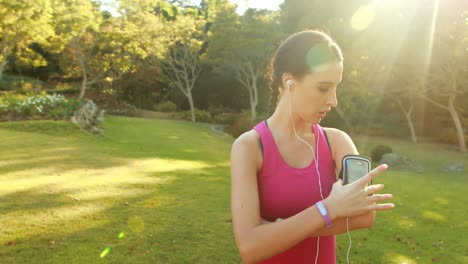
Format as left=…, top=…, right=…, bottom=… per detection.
left=367, top=193, right=393, bottom=203
left=369, top=203, right=395, bottom=211
left=365, top=184, right=385, bottom=195
left=357, top=164, right=388, bottom=186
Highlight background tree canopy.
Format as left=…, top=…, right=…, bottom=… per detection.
left=0, top=0, right=466, bottom=151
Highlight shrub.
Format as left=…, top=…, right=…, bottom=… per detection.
left=0, top=92, right=83, bottom=121
left=370, top=144, right=393, bottom=162
left=439, top=128, right=468, bottom=145
left=155, top=101, right=177, bottom=112
left=208, top=104, right=232, bottom=118
left=224, top=112, right=254, bottom=138
left=213, top=112, right=239, bottom=125
left=0, top=74, right=44, bottom=91
left=174, top=109, right=213, bottom=123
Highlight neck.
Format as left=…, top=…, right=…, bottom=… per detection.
left=267, top=97, right=315, bottom=140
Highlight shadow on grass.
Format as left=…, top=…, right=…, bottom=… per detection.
left=0, top=165, right=240, bottom=264
left=0, top=116, right=232, bottom=177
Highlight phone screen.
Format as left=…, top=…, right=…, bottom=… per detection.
left=345, top=159, right=370, bottom=184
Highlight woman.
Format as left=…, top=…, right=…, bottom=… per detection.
left=230, top=30, right=394, bottom=263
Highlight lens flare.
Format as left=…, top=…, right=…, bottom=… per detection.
left=100, top=247, right=111, bottom=258
left=305, top=43, right=336, bottom=72
left=350, top=4, right=376, bottom=31
left=118, top=232, right=125, bottom=239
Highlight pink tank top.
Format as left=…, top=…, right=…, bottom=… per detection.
left=253, top=120, right=336, bottom=264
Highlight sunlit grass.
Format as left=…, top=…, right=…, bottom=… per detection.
left=1, top=116, right=466, bottom=263
left=336, top=136, right=467, bottom=264
left=0, top=116, right=237, bottom=263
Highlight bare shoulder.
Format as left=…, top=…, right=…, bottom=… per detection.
left=231, top=129, right=262, bottom=172
left=232, top=129, right=260, bottom=149
left=322, top=127, right=358, bottom=169
left=323, top=127, right=353, bottom=146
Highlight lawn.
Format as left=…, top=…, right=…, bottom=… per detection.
left=0, top=116, right=466, bottom=263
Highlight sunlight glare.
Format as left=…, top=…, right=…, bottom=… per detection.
left=423, top=0, right=440, bottom=75
left=350, top=3, right=376, bottom=31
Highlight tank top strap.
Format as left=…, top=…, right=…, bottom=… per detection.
left=313, top=124, right=335, bottom=171
left=253, top=120, right=280, bottom=175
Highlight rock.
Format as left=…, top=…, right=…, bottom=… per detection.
left=443, top=164, right=464, bottom=172
left=71, top=100, right=105, bottom=134
left=379, top=153, right=423, bottom=173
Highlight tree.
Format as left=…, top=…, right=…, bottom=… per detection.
left=52, top=0, right=103, bottom=99
left=417, top=9, right=467, bottom=152
left=159, top=14, right=206, bottom=122
left=0, top=0, right=55, bottom=80
left=53, top=0, right=153, bottom=99
left=206, top=7, right=283, bottom=122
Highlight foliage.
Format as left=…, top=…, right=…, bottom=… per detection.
left=370, top=144, right=393, bottom=163
left=0, top=92, right=83, bottom=121
left=0, top=74, right=45, bottom=91
left=155, top=100, right=177, bottom=112
left=0, top=0, right=55, bottom=79
left=439, top=128, right=468, bottom=145
left=174, top=108, right=213, bottom=123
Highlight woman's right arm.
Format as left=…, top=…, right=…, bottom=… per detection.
left=230, top=132, right=332, bottom=263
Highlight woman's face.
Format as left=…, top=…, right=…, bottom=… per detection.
left=289, top=61, right=343, bottom=123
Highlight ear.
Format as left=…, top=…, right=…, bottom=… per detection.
left=282, top=73, right=294, bottom=89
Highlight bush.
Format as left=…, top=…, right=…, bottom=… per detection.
left=0, top=92, right=83, bottom=121
left=174, top=109, right=213, bottom=123
left=0, top=74, right=44, bottom=91
left=155, top=101, right=177, bottom=112
left=208, top=104, right=232, bottom=117
left=213, top=112, right=239, bottom=125
left=439, top=128, right=468, bottom=145
left=370, top=144, right=393, bottom=162
left=224, top=113, right=255, bottom=138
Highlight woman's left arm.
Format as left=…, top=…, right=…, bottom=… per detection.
left=315, top=127, right=376, bottom=235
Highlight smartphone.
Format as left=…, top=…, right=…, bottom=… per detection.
left=340, top=155, right=372, bottom=185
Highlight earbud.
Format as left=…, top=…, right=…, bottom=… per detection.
left=286, top=80, right=293, bottom=87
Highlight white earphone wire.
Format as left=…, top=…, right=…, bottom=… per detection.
left=287, top=82, right=353, bottom=264
left=287, top=83, right=325, bottom=264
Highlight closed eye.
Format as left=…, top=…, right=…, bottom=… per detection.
left=319, top=87, right=331, bottom=93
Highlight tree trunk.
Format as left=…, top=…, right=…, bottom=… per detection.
left=0, top=57, right=7, bottom=81
left=406, top=113, right=418, bottom=144
left=79, top=73, right=88, bottom=100
left=448, top=95, right=467, bottom=153
left=250, top=94, right=257, bottom=122
left=335, top=105, right=355, bottom=135
left=188, top=92, right=196, bottom=122
left=397, top=100, right=417, bottom=143
left=249, top=82, right=258, bottom=123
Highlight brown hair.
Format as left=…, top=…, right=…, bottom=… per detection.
left=268, top=30, right=343, bottom=114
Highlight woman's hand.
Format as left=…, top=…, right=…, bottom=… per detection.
left=323, top=164, right=394, bottom=220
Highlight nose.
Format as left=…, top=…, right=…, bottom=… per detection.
left=327, top=91, right=338, bottom=108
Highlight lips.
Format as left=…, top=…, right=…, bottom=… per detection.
left=318, top=111, right=329, bottom=118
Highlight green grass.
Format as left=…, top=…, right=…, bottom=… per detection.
left=336, top=136, right=468, bottom=264
left=0, top=116, right=466, bottom=263
left=0, top=116, right=238, bottom=263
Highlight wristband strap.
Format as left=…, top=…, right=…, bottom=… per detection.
left=316, top=201, right=333, bottom=228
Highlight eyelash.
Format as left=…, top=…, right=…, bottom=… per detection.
left=319, top=87, right=330, bottom=93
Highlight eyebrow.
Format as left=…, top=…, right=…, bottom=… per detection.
left=319, top=81, right=340, bottom=85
